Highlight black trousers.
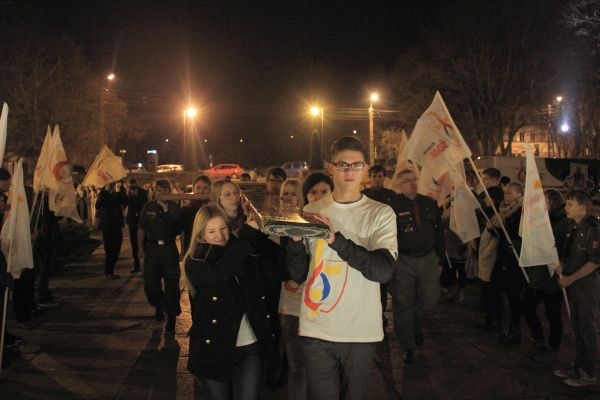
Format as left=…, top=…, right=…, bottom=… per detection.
left=440, top=258, right=467, bottom=289
left=13, top=270, right=36, bottom=322
left=102, top=226, right=123, bottom=276
left=143, top=243, right=181, bottom=316
left=521, top=287, right=563, bottom=349
left=128, top=223, right=140, bottom=270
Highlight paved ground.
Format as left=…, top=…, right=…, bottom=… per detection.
left=1, top=233, right=600, bottom=399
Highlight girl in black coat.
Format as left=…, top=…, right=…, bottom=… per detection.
left=184, top=204, right=276, bottom=400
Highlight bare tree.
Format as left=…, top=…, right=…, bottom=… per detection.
left=390, top=0, right=558, bottom=156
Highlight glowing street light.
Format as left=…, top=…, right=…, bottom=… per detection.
left=107, top=73, right=115, bottom=81
left=368, top=92, right=379, bottom=165
left=556, top=96, right=563, bottom=103
left=185, top=106, right=198, bottom=119
left=310, top=105, right=325, bottom=165
left=560, top=123, right=570, bottom=133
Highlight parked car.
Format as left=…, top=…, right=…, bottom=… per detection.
left=203, top=163, right=246, bottom=180
left=157, top=164, right=184, bottom=173
left=281, top=161, right=309, bottom=178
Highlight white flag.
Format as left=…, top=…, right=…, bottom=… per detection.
left=82, top=145, right=127, bottom=188
left=418, top=160, right=464, bottom=207
left=43, top=126, right=82, bottom=222
left=450, top=178, right=481, bottom=243
left=0, top=159, right=34, bottom=278
left=0, top=102, right=8, bottom=164
left=33, top=126, right=52, bottom=192
left=401, top=91, right=471, bottom=179
left=519, top=144, right=558, bottom=271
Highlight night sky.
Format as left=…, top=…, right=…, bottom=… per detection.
left=5, top=0, right=467, bottom=165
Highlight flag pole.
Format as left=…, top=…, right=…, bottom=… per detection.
left=466, top=156, right=530, bottom=284
left=0, top=239, right=13, bottom=376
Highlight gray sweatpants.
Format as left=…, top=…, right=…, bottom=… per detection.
left=301, top=337, right=375, bottom=400
left=389, top=251, right=439, bottom=351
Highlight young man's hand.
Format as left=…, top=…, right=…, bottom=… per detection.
left=558, top=274, right=573, bottom=288
left=309, top=213, right=336, bottom=245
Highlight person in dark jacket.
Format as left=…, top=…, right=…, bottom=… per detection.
left=522, top=189, right=570, bottom=361
left=96, top=181, right=127, bottom=279
left=138, top=179, right=183, bottom=333
left=392, top=168, right=444, bottom=363
left=489, top=182, right=525, bottom=345
left=125, top=179, right=148, bottom=273
left=554, top=189, right=600, bottom=387
left=181, top=175, right=211, bottom=254
left=184, top=204, right=276, bottom=400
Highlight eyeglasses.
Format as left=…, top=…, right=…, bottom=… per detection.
left=332, top=161, right=366, bottom=171
left=220, top=190, right=240, bottom=199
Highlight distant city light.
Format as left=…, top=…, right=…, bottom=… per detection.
left=560, top=123, right=570, bottom=133
left=290, top=135, right=294, bottom=139
left=165, top=138, right=169, bottom=142
left=240, top=138, right=244, bottom=143
left=185, top=107, right=197, bottom=118
left=137, top=163, right=142, bottom=168
left=353, top=130, right=357, bottom=134
left=147, top=149, right=157, bottom=154
left=107, top=73, right=115, bottom=81
left=556, top=96, right=563, bottom=102
left=370, top=92, right=379, bottom=102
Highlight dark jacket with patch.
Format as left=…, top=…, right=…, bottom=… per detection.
left=185, top=225, right=277, bottom=381
left=396, top=193, right=444, bottom=260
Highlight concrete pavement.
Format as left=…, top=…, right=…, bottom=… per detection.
left=1, top=233, right=600, bottom=399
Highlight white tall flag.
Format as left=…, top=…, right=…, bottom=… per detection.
left=0, top=102, right=8, bottom=163
left=519, top=144, right=559, bottom=272
left=418, top=160, right=464, bottom=207
left=33, top=126, right=52, bottom=192
left=401, top=91, right=471, bottom=179
left=450, top=178, right=481, bottom=243
left=42, top=126, right=82, bottom=222
left=0, top=159, right=34, bottom=278
left=82, top=145, right=127, bottom=188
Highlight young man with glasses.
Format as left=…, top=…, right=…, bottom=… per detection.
left=391, top=168, right=444, bottom=364
left=285, top=136, right=397, bottom=400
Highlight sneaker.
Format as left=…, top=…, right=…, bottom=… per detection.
left=403, top=349, right=415, bottom=364
left=38, top=300, right=59, bottom=308
left=554, top=368, right=579, bottom=379
left=564, top=370, right=598, bottom=387
left=106, top=273, right=120, bottom=280
left=165, top=314, right=176, bottom=333
left=6, top=332, right=23, bottom=344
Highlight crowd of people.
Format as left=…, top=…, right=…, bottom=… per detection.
left=2, top=135, right=600, bottom=399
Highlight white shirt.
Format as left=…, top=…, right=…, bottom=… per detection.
left=298, top=194, right=397, bottom=342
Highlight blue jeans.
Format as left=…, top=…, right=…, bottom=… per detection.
left=201, top=343, right=262, bottom=400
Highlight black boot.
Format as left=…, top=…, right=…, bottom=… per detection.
left=499, top=328, right=521, bottom=345
left=165, top=314, right=176, bottom=333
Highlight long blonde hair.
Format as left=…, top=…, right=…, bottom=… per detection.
left=182, top=204, right=230, bottom=298
left=210, top=179, right=244, bottom=234
left=279, top=179, right=304, bottom=209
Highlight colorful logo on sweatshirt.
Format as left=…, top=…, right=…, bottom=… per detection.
left=304, top=239, right=348, bottom=318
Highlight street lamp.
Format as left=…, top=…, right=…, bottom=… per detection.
left=183, top=106, right=198, bottom=170
left=310, top=105, right=324, bottom=164
left=368, top=92, right=379, bottom=165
